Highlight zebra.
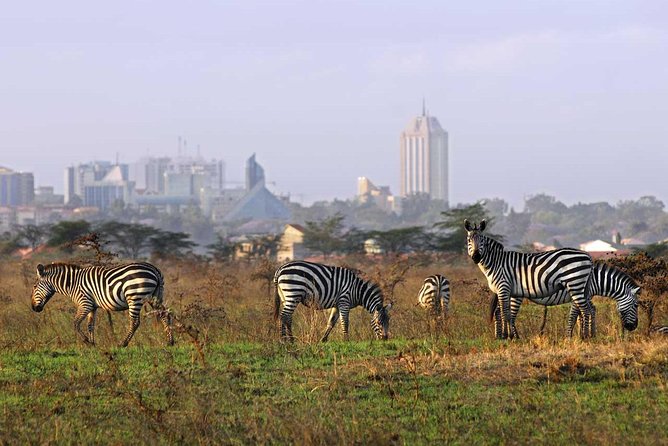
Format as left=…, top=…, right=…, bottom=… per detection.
left=464, top=219, right=595, bottom=339
left=489, top=262, right=640, bottom=338
left=31, top=262, right=173, bottom=347
left=417, top=274, right=451, bottom=317
left=654, top=327, right=668, bottom=335
left=273, top=260, right=391, bottom=342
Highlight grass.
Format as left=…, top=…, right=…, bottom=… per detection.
left=0, top=256, right=667, bottom=444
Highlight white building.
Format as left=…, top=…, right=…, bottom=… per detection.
left=399, top=102, right=449, bottom=204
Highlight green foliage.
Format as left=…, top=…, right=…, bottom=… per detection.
left=149, top=230, right=196, bottom=259
left=207, top=235, right=238, bottom=262
left=433, top=203, right=500, bottom=252
left=366, top=226, right=426, bottom=255
left=96, top=221, right=159, bottom=259
left=12, top=223, right=51, bottom=250
left=302, top=213, right=347, bottom=259
left=47, top=220, right=92, bottom=251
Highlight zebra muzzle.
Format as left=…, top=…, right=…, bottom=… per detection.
left=31, top=303, right=43, bottom=312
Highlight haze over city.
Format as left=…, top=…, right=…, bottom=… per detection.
left=2, top=0, right=667, bottom=207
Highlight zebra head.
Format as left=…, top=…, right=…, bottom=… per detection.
left=31, top=264, right=56, bottom=313
left=464, top=219, right=487, bottom=264
left=618, top=285, right=640, bottom=331
left=372, top=302, right=392, bottom=340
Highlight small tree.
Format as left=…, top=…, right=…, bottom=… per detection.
left=366, top=226, right=426, bottom=256
left=13, top=223, right=51, bottom=251
left=432, top=203, right=501, bottom=252
left=47, top=220, right=92, bottom=252
left=97, top=221, right=159, bottom=259
left=302, top=213, right=346, bottom=259
left=207, top=235, right=238, bottom=263
left=149, top=230, right=196, bottom=259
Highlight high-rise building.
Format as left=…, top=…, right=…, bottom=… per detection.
left=399, top=103, right=449, bottom=204
left=245, top=153, right=265, bottom=190
left=0, top=166, right=34, bottom=206
left=64, top=161, right=133, bottom=210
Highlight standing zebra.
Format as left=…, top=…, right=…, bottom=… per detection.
left=465, top=219, right=595, bottom=339
left=31, top=262, right=173, bottom=347
left=417, top=274, right=451, bottom=317
left=490, top=262, right=639, bottom=338
left=273, top=260, right=391, bottom=342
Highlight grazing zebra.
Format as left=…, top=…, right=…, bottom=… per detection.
left=654, top=326, right=668, bottom=335
left=31, top=262, right=173, bottom=347
left=490, top=262, right=640, bottom=338
left=417, top=274, right=451, bottom=317
left=465, top=219, right=595, bottom=339
left=273, top=260, right=391, bottom=342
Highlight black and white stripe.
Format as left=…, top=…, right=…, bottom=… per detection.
left=31, top=262, right=173, bottom=347
left=417, top=274, right=451, bottom=317
left=465, top=219, right=595, bottom=339
left=491, top=262, right=640, bottom=338
left=273, top=260, right=391, bottom=341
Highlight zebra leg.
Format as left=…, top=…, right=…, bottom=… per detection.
left=280, top=308, right=295, bottom=342
left=498, top=291, right=516, bottom=340
left=567, top=305, right=579, bottom=337
left=509, top=297, right=522, bottom=340
left=120, top=300, right=143, bottom=347
left=320, top=308, right=339, bottom=342
left=86, top=309, right=97, bottom=345
left=159, top=306, right=174, bottom=346
left=338, top=302, right=350, bottom=341
left=492, top=303, right=506, bottom=339
left=73, top=304, right=94, bottom=345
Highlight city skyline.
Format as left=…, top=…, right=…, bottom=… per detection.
left=1, top=1, right=667, bottom=209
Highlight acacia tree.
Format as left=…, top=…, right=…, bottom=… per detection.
left=13, top=223, right=51, bottom=251
left=47, top=220, right=92, bottom=252
left=366, top=226, right=426, bottom=256
left=149, top=230, right=196, bottom=259
left=432, top=203, right=500, bottom=253
left=207, top=235, right=238, bottom=263
left=302, top=213, right=346, bottom=259
left=96, top=221, right=159, bottom=259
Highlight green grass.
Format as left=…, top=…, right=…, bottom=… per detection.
left=2, top=339, right=667, bottom=445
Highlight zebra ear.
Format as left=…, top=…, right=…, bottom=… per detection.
left=464, top=219, right=473, bottom=231
left=384, top=303, right=393, bottom=312
left=632, top=286, right=640, bottom=295
left=36, top=264, right=45, bottom=277
left=479, top=220, right=487, bottom=232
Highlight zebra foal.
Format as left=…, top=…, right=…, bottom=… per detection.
left=417, top=274, right=451, bottom=317
left=465, top=219, right=595, bottom=339
left=273, top=260, right=391, bottom=342
left=31, top=262, right=173, bottom=347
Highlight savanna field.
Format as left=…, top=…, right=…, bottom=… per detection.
left=1, top=254, right=668, bottom=445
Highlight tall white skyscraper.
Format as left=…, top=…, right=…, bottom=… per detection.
left=399, top=103, right=449, bottom=204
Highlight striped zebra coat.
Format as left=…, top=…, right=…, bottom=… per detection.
left=417, top=274, right=451, bottom=317
left=465, top=219, right=595, bottom=339
left=273, top=260, right=391, bottom=342
left=31, top=262, right=173, bottom=347
left=490, top=262, right=640, bottom=338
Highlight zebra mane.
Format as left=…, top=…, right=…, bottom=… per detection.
left=598, top=262, right=638, bottom=289
left=44, top=262, right=82, bottom=271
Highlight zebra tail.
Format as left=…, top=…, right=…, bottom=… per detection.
left=152, top=271, right=166, bottom=308
left=273, top=285, right=281, bottom=322
left=489, top=294, right=499, bottom=324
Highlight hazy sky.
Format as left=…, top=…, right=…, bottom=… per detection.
left=1, top=0, right=667, bottom=209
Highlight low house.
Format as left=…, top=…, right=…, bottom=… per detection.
left=277, top=224, right=311, bottom=261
